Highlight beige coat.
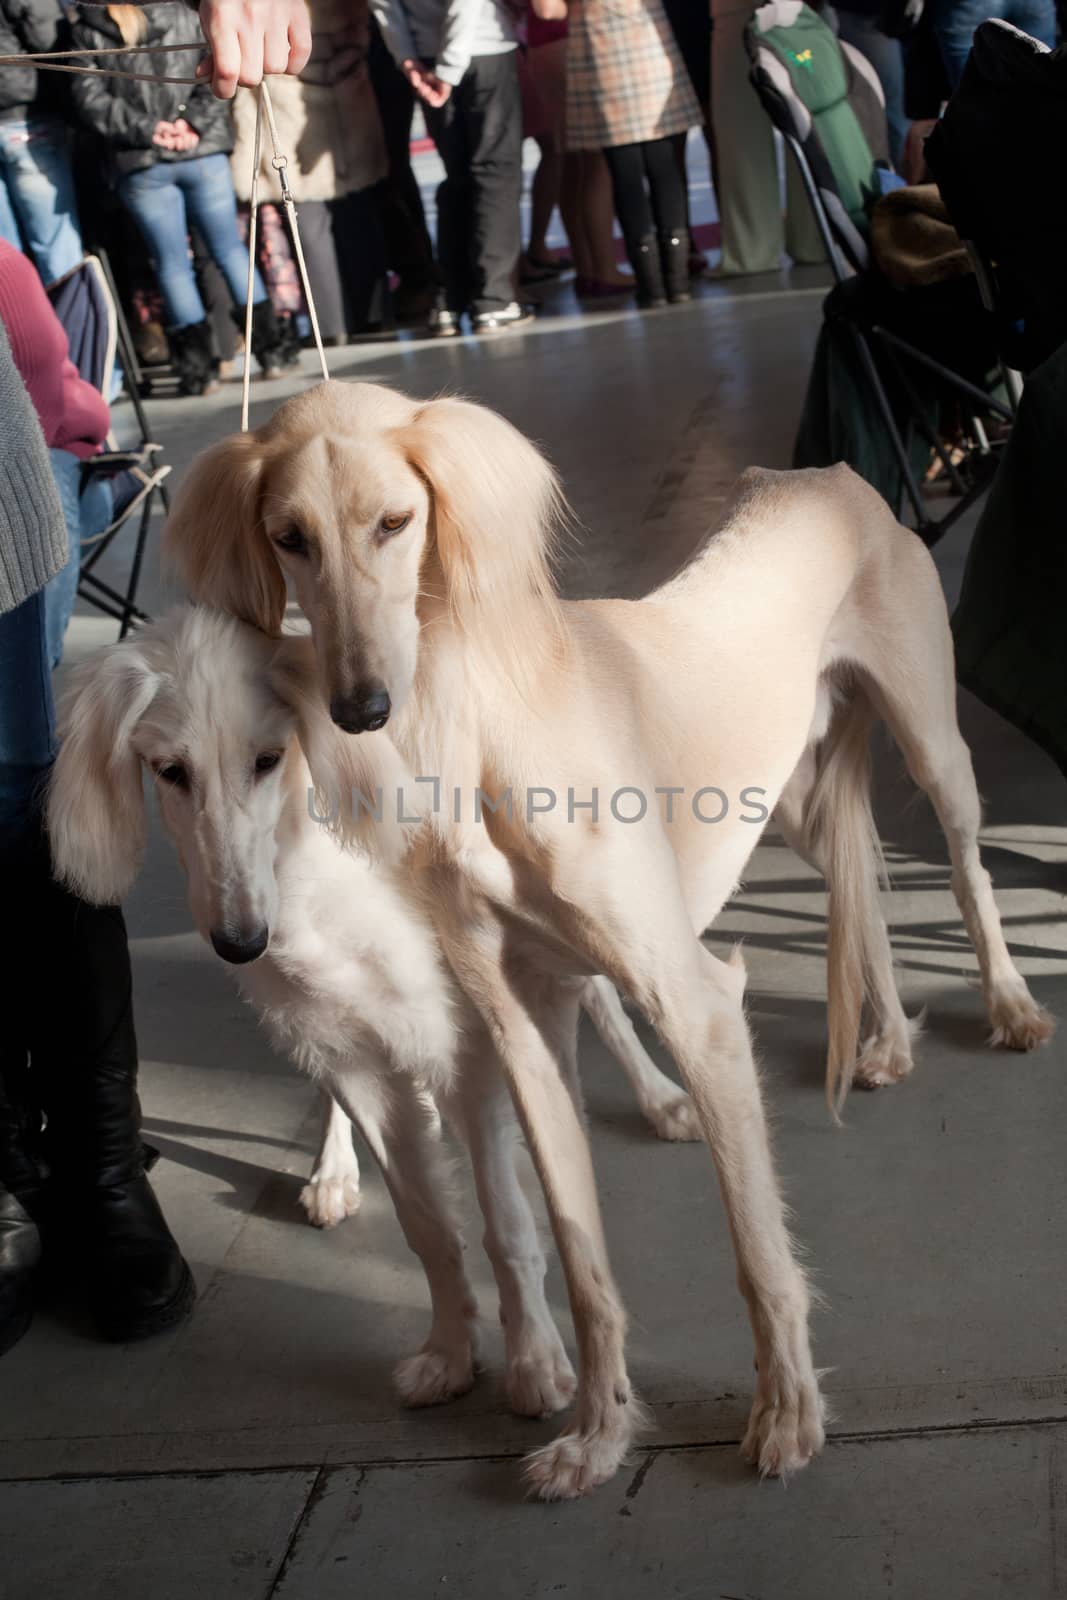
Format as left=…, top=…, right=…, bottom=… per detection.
left=231, top=0, right=387, bottom=203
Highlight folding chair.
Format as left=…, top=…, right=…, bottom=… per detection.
left=46, top=253, right=171, bottom=638
left=745, top=0, right=1013, bottom=545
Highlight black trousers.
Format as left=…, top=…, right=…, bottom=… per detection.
left=298, top=190, right=389, bottom=337
left=604, top=138, right=688, bottom=256
left=369, top=20, right=437, bottom=293
left=424, top=51, right=522, bottom=315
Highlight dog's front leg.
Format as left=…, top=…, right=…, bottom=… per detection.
left=439, top=908, right=642, bottom=1498
left=330, top=1065, right=480, bottom=1407
left=299, top=1084, right=362, bottom=1228
left=443, top=1033, right=577, bottom=1422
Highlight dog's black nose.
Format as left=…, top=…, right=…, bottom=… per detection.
left=329, top=685, right=391, bottom=734
left=210, top=925, right=270, bottom=965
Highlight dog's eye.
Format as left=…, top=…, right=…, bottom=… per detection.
left=275, top=526, right=307, bottom=555
left=254, top=751, right=283, bottom=778
left=379, top=511, right=411, bottom=539
left=156, top=762, right=188, bottom=788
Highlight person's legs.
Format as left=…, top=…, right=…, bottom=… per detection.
left=642, top=136, right=691, bottom=301
left=527, top=37, right=569, bottom=266
left=641, top=135, right=688, bottom=235
left=836, top=9, right=908, bottom=165
left=42, top=450, right=82, bottom=671
left=424, top=93, right=477, bottom=315
left=369, top=18, right=437, bottom=311
left=604, top=141, right=668, bottom=305
left=0, top=118, right=83, bottom=283
left=289, top=198, right=347, bottom=342
left=711, top=5, right=786, bottom=274
left=454, top=52, right=524, bottom=317
left=0, top=167, right=22, bottom=254
left=579, top=150, right=631, bottom=287
left=0, top=591, right=54, bottom=854
left=331, top=186, right=390, bottom=333
left=176, top=154, right=267, bottom=307
left=119, top=165, right=206, bottom=328
left=929, top=0, right=1013, bottom=89
left=1004, top=0, right=1057, bottom=45
left=603, top=142, right=654, bottom=252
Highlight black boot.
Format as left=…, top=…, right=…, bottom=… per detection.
left=630, top=234, right=667, bottom=309
left=20, top=836, right=195, bottom=1342
left=0, top=1057, right=44, bottom=1358
left=659, top=228, right=692, bottom=304
left=0, top=1183, right=38, bottom=1357
left=239, top=300, right=300, bottom=380
left=169, top=319, right=220, bottom=398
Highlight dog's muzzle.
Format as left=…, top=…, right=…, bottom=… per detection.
left=329, top=684, right=391, bottom=734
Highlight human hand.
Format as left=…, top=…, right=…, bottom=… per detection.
left=531, top=0, right=568, bottom=18
left=196, top=0, right=312, bottom=99
left=170, top=118, right=201, bottom=151
left=402, top=58, right=453, bottom=108
left=152, top=119, right=182, bottom=148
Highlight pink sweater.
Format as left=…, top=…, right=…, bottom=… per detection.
left=0, top=241, right=110, bottom=460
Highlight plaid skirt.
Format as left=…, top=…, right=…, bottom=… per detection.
left=566, top=0, right=703, bottom=151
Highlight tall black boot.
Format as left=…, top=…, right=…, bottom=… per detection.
left=19, top=835, right=195, bottom=1342
left=659, top=228, right=692, bottom=304
left=236, top=300, right=300, bottom=381
left=168, top=319, right=220, bottom=398
left=630, top=233, right=667, bottom=309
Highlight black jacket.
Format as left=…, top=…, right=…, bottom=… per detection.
left=0, top=0, right=66, bottom=119
left=69, top=4, right=234, bottom=175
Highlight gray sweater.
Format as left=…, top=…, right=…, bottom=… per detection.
left=370, top=0, right=517, bottom=86
left=0, top=322, right=67, bottom=617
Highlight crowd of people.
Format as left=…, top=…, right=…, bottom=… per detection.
left=1, top=0, right=1063, bottom=381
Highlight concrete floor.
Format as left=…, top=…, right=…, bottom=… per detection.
left=1, top=270, right=1065, bottom=1600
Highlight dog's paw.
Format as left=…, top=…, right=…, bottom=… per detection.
left=394, top=1343, right=476, bottom=1408
left=505, top=1339, right=577, bottom=1419
left=989, top=988, right=1055, bottom=1052
left=522, top=1390, right=647, bottom=1500
left=641, top=1090, right=703, bottom=1142
left=741, top=1379, right=825, bottom=1478
left=852, top=1032, right=915, bottom=1090
left=299, top=1174, right=361, bottom=1229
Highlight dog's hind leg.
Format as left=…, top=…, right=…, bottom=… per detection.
left=777, top=736, right=917, bottom=1092
left=299, top=1084, right=362, bottom=1228
left=579, top=976, right=702, bottom=1140
left=331, top=1065, right=481, bottom=1407
left=443, top=1039, right=578, bottom=1420
left=855, top=538, right=1054, bottom=1051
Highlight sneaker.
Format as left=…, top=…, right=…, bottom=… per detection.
left=426, top=307, right=461, bottom=339
left=471, top=302, right=535, bottom=335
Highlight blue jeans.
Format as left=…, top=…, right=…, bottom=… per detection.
left=836, top=10, right=908, bottom=168
left=931, top=0, right=1057, bottom=89
left=0, top=115, right=83, bottom=284
left=119, top=153, right=266, bottom=329
left=0, top=586, right=54, bottom=848
left=45, top=448, right=112, bottom=670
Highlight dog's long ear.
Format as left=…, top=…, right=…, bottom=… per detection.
left=269, top=636, right=418, bottom=861
left=401, top=396, right=567, bottom=643
left=163, top=431, right=286, bottom=635
left=46, top=644, right=160, bottom=904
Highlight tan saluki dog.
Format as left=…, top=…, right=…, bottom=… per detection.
left=165, top=380, right=1052, bottom=1498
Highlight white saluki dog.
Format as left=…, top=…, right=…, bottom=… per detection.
left=165, top=381, right=1053, bottom=1498
left=46, top=605, right=700, bottom=1417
